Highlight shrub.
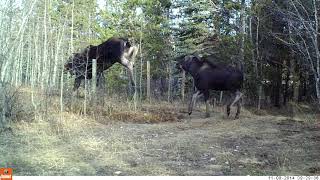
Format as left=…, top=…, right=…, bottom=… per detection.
left=0, top=83, right=33, bottom=128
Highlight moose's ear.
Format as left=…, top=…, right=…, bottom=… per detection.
left=192, top=56, right=200, bottom=61
left=85, top=45, right=94, bottom=50
left=184, top=55, right=194, bottom=61
left=192, top=55, right=203, bottom=65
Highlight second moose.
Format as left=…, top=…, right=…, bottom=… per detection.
left=177, top=55, right=244, bottom=119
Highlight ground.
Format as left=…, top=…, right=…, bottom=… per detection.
left=0, top=96, right=319, bottom=176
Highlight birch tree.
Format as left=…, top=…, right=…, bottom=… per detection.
left=274, top=0, right=320, bottom=106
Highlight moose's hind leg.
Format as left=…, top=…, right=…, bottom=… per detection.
left=226, top=90, right=242, bottom=118
left=235, top=100, right=241, bottom=119
left=203, top=91, right=210, bottom=118
left=226, top=94, right=233, bottom=117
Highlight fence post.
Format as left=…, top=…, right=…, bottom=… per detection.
left=219, top=91, right=223, bottom=105
left=92, top=59, right=97, bottom=103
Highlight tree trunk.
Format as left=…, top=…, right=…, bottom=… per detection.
left=60, top=57, right=64, bottom=118
left=70, top=0, right=74, bottom=54
left=139, top=44, right=143, bottom=101
left=0, top=0, right=37, bottom=82
left=313, top=0, right=320, bottom=106
left=92, top=59, right=97, bottom=104
left=52, top=23, right=64, bottom=87
left=25, top=36, right=31, bottom=84
left=257, top=85, right=262, bottom=109
left=239, top=0, right=246, bottom=68
left=139, top=22, right=143, bottom=101
left=316, top=77, right=320, bottom=106
left=298, top=72, right=304, bottom=102
left=255, top=16, right=262, bottom=110
left=41, top=0, right=47, bottom=90
left=274, top=65, right=282, bottom=107
left=181, top=70, right=186, bottom=101
left=147, top=60, right=150, bottom=103
left=283, top=66, right=290, bottom=106
left=167, top=62, right=172, bottom=102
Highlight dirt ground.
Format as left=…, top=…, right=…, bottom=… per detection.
left=0, top=100, right=319, bottom=176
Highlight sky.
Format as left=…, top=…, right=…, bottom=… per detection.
left=97, top=0, right=105, bottom=9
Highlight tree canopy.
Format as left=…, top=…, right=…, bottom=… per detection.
left=0, top=0, right=319, bottom=108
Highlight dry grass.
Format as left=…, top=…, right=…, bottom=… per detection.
left=0, top=88, right=319, bottom=175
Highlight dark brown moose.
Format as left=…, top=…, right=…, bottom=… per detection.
left=65, top=37, right=138, bottom=91
left=177, top=55, right=244, bottom=119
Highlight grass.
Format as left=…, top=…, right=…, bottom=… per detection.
left=0, top=88, right=319, bottom=175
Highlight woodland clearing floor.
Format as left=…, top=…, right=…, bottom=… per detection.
left=0, top=102, right=319, bottom=176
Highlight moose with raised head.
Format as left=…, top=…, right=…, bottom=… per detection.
left=64, top=37, right=138, bottom=91
left=176, top=55, right=244, bottom=119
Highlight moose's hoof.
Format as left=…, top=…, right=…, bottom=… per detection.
left=234, top=115, right=240, bottom=119
left=205, top=113, right=210, bottom=118
left=188, top=112, right=192, bottom=115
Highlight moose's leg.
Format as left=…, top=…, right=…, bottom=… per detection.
left=226, top=93, right=233, bottom=117
left=235, top=99, right=242, bottom=119
left=188, top=90, right=201, bottom=115
left=229, top=90, right=242, bottom=119
left=230, top=91, right=242, bottom=107
left=120, top=56, right=135, bottom=88
left=203, top=91, right=210, bottom=118
left=124, top=46, right=138, bottom=59
left=97, top=72, right=105, bottom=89
left=73, top=77, right=82, bottom=97
left=96, top=72, right=101, bottom=87
left=73, top=77, right=82, bottom=91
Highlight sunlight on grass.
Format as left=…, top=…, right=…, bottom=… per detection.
left=0, top=90, right=319, bottom=175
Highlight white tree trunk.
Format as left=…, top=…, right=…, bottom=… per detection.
left=92, top=59, right=97, bottom=103
left=41, top=0, right=47, bottom=90
left=312, top=0, right=320, bottom=105
left=181, top=70, right=185, bottom=101
left=52, top=24, right=65, bottom=87
left=239, top=0, right=246, bottom=67
left=167, top=62, right=172, bottom=102
left=147, top=60, right=151, bottom=103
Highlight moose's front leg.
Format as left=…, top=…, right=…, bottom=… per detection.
left=120, top=56, right=136, bottom=88
left=97, top=72, right=106, bottom=89
left=188, top=90, right=201, bottom=115
left=73, top=76, right=82, bottom=97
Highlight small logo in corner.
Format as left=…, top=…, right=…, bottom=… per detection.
left=0, top=168, right=12, bottom=180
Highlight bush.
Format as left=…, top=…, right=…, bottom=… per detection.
left=0, top=83, right=31, bottom=127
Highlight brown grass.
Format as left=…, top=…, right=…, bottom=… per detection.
left=0, top=88, right=319, bottom=175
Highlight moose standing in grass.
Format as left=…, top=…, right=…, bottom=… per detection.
left=65, top=37, right=138, bottom=91
left=177, top=55, right=244, bottom=119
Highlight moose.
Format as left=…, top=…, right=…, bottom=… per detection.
left=177, top=55, right=244, bottom=119
left=64, top=37, right=138, bottom=91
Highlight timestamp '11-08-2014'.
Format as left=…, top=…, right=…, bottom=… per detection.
left=269, top=176, right=320, bottom=180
